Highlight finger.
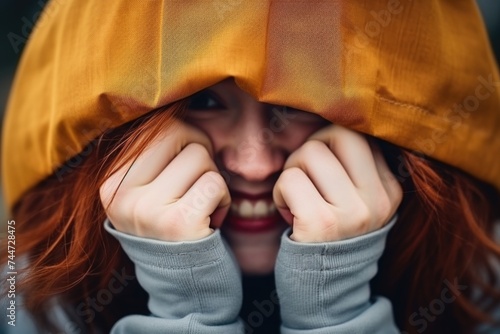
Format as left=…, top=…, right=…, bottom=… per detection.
left=177, top=171, right=231, bottom=229
left=307, top=125, right=381, bottom=190
left=307, top=125, right=391, bottom=220
left=273, top=167, right=330, bottom=226
left=117, top=121, right=213, bottom=188
left=149, top=143, right=219, bottom=200
left=283, top=140, right=359, bottom=208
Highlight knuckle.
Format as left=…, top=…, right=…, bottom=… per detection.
left=161, top=206, right=186, bottom=226
left=99, top=178, right=117, bottom=206
left=300, top=140, right=327, bottom=158
left=314, top=206, right=337, bottom=227
left=357, top=206, right=371, bottom=224
left=351, top=203, right=372, bottom=234
left=103, top=187, right=130, bottom=217
left=201, top=171, right=227, bottom=192
left=372, top=194, right=392, bottom=224
left=203, top=170, right=224, bottom=184
left=186, top=143, right=217, bottom=171
left=130, top=196, right=147, bottom=223
left=339, top=125, right=362, bottom=139
left=185, top=142, right=210, bottom=158
left=104, top=191, right=144, bottom=231
left=280, top=167, right=304, bottom=184
left=383, top=171, right=403, bottom=202
left=392, top=181, right=404, bottom=206
left=129, top=192, right=157, bottom=224
left=285, top=140, right=325, bottom=168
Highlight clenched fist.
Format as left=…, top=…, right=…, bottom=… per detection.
left=100, top=120, right=231, bottom=242
left=273, top=125, right=403, bottom=243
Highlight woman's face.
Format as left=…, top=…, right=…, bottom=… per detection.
left=185, top=79, right=329, bottom=275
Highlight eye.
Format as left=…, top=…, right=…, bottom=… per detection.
left=187, top=91, right=224, bottom=110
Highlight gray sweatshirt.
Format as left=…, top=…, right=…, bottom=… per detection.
left=4, top=216, right=500, bottom=333
left=103, top=216, right=399, bottom=333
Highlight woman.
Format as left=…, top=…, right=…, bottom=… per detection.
left=2, top=1, right=500, bottom=333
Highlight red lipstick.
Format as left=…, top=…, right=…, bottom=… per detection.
left=224, top=191, right=286, bottom=233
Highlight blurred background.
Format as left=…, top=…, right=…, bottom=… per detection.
left=0, top=1, right=499, bottom=222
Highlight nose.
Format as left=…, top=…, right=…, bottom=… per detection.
left=221, top=105, right=285, bottom=183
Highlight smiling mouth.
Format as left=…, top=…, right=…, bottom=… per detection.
left=224, top=192, right=285, bottom=233
left=230, top=198, right=277, bottom=219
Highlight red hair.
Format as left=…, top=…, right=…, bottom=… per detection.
left=3, top=101, right=500, bottom=333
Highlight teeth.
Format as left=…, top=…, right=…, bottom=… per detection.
left=239, top=200, right=253, bottom=218
left=254, top=201, right=267, bottom=218
left=231, top=200, right=276, bottom=219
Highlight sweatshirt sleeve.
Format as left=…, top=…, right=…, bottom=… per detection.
left=275, top=215, right=399, bottom=334
left=104, top=220, right=245, bottom=334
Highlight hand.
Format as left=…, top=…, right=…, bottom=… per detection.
left=100, top=120, right=231, bottom=242
left=273, top=125, right=403, bottom=243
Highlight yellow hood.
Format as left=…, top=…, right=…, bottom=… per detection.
left=2, top=0, right=500, bottom=210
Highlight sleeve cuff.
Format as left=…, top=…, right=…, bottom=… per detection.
left=277, top=214, right=397, bottom=271
left=104, top=219, right=229, bottom=269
